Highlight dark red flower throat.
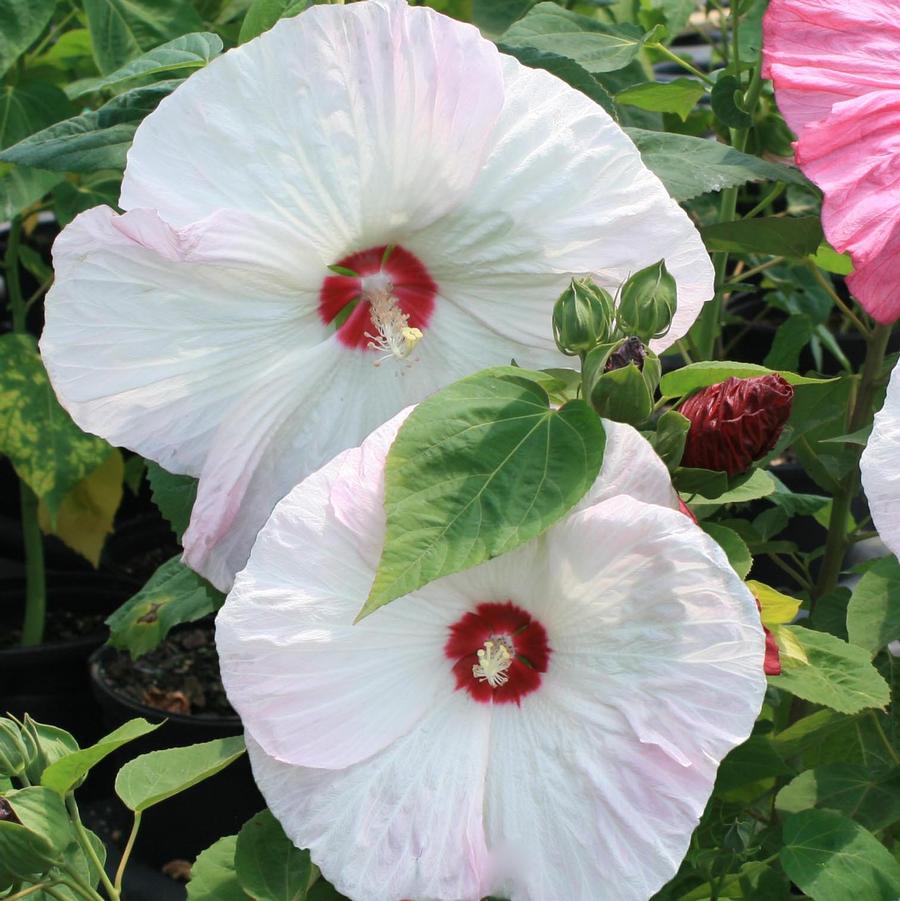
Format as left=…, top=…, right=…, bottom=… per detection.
left=319, top=245, right=437, bottom=351
left=445, top=601, right=551, bottom=704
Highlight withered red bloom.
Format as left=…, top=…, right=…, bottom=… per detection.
left=680, top=375, right=794, bottom=476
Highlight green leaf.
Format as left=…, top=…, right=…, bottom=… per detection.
left=700, top=522, right=751, bottom=579
left=617, top=78, right=705, bottom=122
left=362, top=366, right=606, bottom=618
left=0, top=81, right=179, bottom=172
left=764, top=314, right=814, bottom=372
left=0, top=165, right=63, bottom=219
left=497, top=44, right=617, bottom=118
left=0, top=83, right=74, bottom=147
left=0, top=787, right=71, bottom=881
left=812, top=242, right=854, bottom=276
left=652, top=409, right=689, bottom=471
left=235, top=809, right=313, bottom=901
left=710, top=73, right=751, bottom=128
left=501, top=3, right=651, bottom=74
left=84, top=0, right=205, bottom=73
left=37, top=450, right=123, bottom=567
left=715, top=735, right=790, bottom=793
left=780, top=810, right=900, bottom=901
left=625, top=128, right=808, bottom=202
left=41, top=719, right=161, bottom=795
left=0, top=334, right=111, bottom=514
left=188, top=835, right=249, bottom=901
left=847, top=556, right=900, bottom=656
left=776, top=765, right=900, bottom=833
left=70, top=32, right=223, bottom=97
left=660, top=361, right=831, bottom=397
left=770, top=626, right=891, bottom=714
left=473, top=0, right=539, bottom=34
left=701, top=216, right=824, bottom=258
left=146, top=462, right=198, bottom=541
left=692, top=468, right=777, bottom=504
left=116, top=736, right=245, bottom=812
left=52, top=172, right=122, bottom=227
left=0, top=0, right=56, bottom=76
left=106, top=556, right=224, bottom=660
left=239, top=0, right=310, bottom=43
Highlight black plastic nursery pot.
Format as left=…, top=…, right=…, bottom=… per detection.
left=0, top=574, right=132, bottom=744
left=90, top=641, right=264, bottom=868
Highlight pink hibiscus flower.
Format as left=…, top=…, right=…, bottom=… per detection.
left=762, top=0, right=900, bottom=323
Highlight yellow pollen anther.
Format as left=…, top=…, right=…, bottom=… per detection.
left=472, top=639, right=512, bottom=688
left=364, top=280, right=422, bottom=361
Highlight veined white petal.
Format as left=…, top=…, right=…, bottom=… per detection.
left=41, top=206, right=325, bottom=476
left=406, top=56, right=715, bottom=353
left=244, top=695, right=491, bottom=901
left=121, top=0, right=505, bottom=251
left=861, top=361, right=900, bottom=558
left=483, top=496, right=765, bottom=901
left=215, top=415, right=469, bottom=768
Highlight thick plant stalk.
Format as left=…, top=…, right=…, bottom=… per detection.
left=814, top=323, right=892, bottom=599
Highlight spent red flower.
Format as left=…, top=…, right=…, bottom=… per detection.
left=680, top=375, right=794, bottom=476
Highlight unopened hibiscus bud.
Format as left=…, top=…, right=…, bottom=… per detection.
left=552, top=278, right=615, bottom=355
left=583, top=338, right=660, bottom=426
left=0, top=719, right=27, bottom=778
left=617, top=260, right=677, bottom=342
left=680, top=375, right=794, bottom=476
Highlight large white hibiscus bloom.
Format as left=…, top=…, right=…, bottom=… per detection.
left=861, top=365, right=900, bottom=556
left=41, top=0, right=714, bottom=590
left=216, top=411, right=765, bottom=901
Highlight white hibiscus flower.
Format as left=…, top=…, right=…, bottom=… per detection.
left=41, top=0, right=714, bottom=590
left=861, top=364, right=900, bottom=556
left=216, top=410, right=765, bottom=901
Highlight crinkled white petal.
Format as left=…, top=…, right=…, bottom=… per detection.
left=861, top=361, right=900, bottom=558
left=121, top=0, right=505, bottom=250
left=244, top=694, right=491, bottom=901
left=226, top=489, right=762, bottom=901
left=44, top=0, right=710, bottom=594
left=406, top=57, right=714, bottom=353
left=483, top=496, right=765, bottom=901
left=41, top=206, right=326, bottom=476
left=215, top=422, right=470, bottom=769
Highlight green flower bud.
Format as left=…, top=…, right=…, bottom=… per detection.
left=0, top=719, right=27, bottom=778
left=552, top=278, right=615, bottom=355
left=583, top=337, right=660, bottom=426
left=616, top=260, right=677, bottom=342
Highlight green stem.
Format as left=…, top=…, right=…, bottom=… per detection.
left=19, top=482, right=46, bottom=647
left=113, top=812, right=141, bottom=894
left=4, top=884, right=58, bottom=900
left=66, top=795, right=120, bottom=901
left=649, top=44, right=715, bottom=85
left=808, top=265, right=870, bottom=338
left=869, top=711, right=900, bottom=766
left=814, top=323, right=892, bottom=599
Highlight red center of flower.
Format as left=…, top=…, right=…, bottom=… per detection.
left=318, top=245, right=437, bottom=351
left=445, top=601, right=551, bottom=704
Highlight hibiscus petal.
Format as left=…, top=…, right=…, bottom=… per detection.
left=791, top=90, right=900, bottom=323
left=41, top=206, right=325, bottom=476
left=482, top=496, right=765, bottom=901
left=215, top=428, right=470, bottom=768
left=120, top=0, right=505, bottom=252
left=407, top=56, right=715, bottom=352
left=244, top=696, right=491, bottom=901
left=763, top=0, right=900, bottom=135
left=861, top=362, right=900, bottom=558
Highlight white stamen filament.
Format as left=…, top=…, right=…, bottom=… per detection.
left=363, top=278, right=423, bottom=362
left=473, top=639, right=513, bottom=688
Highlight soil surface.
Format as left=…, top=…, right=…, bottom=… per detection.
left=98, top=625, right=235, bottom=718
left=1, top=608, right=106, bottom=650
